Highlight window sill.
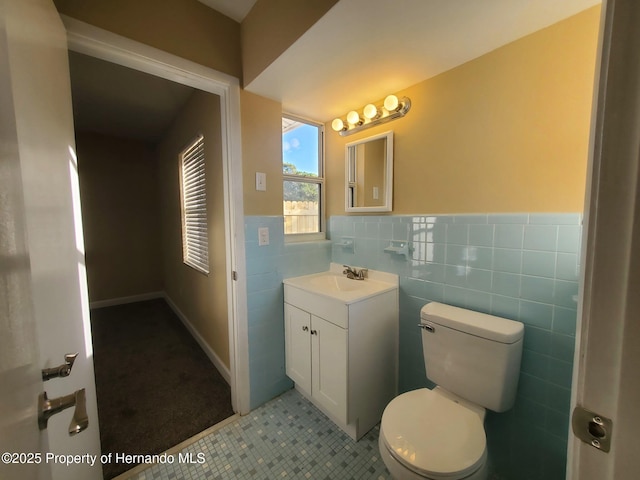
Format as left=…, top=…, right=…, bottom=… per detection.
left=284, top=233, right=327, bottom=244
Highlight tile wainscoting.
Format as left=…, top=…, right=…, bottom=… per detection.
left=244, top=213, right=582, bottom=479
left=244, top=216, right=331, bottom=409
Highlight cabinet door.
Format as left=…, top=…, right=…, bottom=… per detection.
left=311, top=315, right=348, bottom=423
left=284, top=303, right=312, bottom=394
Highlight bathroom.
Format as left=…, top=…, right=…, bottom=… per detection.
left=6, top=0, right=635, bottom=479
left=245, top=5, right=598, bottom=480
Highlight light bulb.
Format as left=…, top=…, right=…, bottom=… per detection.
left=363, top=104, right=378, bottom=120
left=331, top=118, right=345, bottom=131
left=384, top=94, right=400, bottom=112
left=347, top=110, right=361, bottom=125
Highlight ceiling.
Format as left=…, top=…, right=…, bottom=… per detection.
left=68, top=51, right=196, bottom=143
left=196, top=0, right=258, bottom=22
left=245, top=0, right=601, bottom=122
left=68, top=0, right=601, bottom=142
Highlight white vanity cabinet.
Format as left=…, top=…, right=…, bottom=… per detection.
left=283, top=265, right=398, bottom=441
left=284, top=304, right=348, bottom=423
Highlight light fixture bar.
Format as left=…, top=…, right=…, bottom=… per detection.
left=332, top=95, right=411, bottom=136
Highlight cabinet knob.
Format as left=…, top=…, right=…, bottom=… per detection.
left=302, top=326, right=309, bottom=332
left=311, top=329, right=317, bottom=335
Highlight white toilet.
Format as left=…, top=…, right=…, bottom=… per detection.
left=379, top=302, right=524, bottom=480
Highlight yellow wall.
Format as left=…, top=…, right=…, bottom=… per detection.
left=241, top=0, right=338, bottom=86
left=157, top=91, right=230, bottom=367
left=77, top=132, right=163, bottom=301
left=241, top=90, right=284, bottom=215
left=326, top=6, right=601, bottom=216
left=54, top=0, right=242, bottom=78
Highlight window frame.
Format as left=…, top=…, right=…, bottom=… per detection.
left=179, top=134, right=209, bottom=274
left=282, top=113, right=325, bottom=242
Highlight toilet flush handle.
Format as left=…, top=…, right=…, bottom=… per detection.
left=418, top=323, right=435, bottom=333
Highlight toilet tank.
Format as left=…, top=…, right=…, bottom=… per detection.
left=420, top=302, right=524, bottom=412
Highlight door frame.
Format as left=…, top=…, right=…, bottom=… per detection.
left=568, top=0, right=640, bottom=477
left=61, top=16, right=250, bottom=415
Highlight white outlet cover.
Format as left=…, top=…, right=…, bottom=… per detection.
left=258, top=226, right=270, bottom=246
left=256, top=172, right=267, bottom=191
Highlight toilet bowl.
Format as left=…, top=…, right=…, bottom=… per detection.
left=378, top=302, right=524, bottom=480
left=379, top=388, right=488, bottom=480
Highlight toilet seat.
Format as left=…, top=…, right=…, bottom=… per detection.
left=380, top=388, right=486, bottom=479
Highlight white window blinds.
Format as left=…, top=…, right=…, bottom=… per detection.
left=180, top=135, right=209, bottom=274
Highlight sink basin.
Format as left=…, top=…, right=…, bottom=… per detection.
left=308, top=275, right=366, bottom=293
left=283, top=265, right=398, bottom=304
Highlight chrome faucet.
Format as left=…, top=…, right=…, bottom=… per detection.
left=342, top=265, right=368, bottom=280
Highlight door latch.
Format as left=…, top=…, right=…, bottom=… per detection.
left=572, top=405, right=612, bottom=452
left=42, top=353, right=78, bottom=381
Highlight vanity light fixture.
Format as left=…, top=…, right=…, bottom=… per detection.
left=331, top=94, right=411, bottom=136
left=347, top=110, right=363, bottom=126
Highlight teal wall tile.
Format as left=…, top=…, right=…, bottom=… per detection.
left=556, top=253, right=579, bottom=281
left=554, top=280, right=580, bottom=308
left=488, top=214, right=529, bottom=224
left=519, top=300, right=553, bottom=329
left=557, top=225, right=581, bottom=253
left=522, top=250, right=556, bottom=278
left=467, top=268, right=492, bottom=292
left=553, top=307, right=577, bottom=336
left=521, top=349, right=549, bottom=378
left=492, top=271, right=521, bottom=298
left=469, top=246, right=493, bottom=269
left=491, top=295, right=520, bottom=319
left=443, top=285, right=466, bottom=307
left=495, top=224, right=524, bottom=248
left=523, top=325, right=552, bottom=355
left=445, top=244, right=467, bottom=265
left=444, top=265, right=467, bottom=287
left=469, top=224, right=494, bottom=246
left=446, top=223, right=469, bottom=245
left=245, top=216, right=330, bottom=409
left=243, top=212, right=583, bottom=479
left=550, top=333, right=576, bottom=362
left=453, top=214, right=488, bottom=224
left=547, top=358, right=573, bottom=388
left=521, top=275, right=555, bottom=303
left=529, top=213, right=581, bottom=225
left=493, top=248, right=523, bottom=273
left=524, top=225, right=558, bottom=251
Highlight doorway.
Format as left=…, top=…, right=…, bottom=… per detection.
left=61, top=12, right=250, bottom=473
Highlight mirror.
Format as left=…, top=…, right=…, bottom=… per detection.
left=345, top=131, right=393, bottom=212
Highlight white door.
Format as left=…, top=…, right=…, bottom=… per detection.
left=311, top=315, right=347, bottom=423
left=568, top=0, right=640, bottom=478
left=284, top=304, right=312, bottom=393
left=0, top=1, right=101, bottom=479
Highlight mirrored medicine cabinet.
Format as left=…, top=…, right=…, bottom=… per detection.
left=345, top=130, right=393, bottom=212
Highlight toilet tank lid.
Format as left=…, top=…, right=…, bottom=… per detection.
left=421, top=302, right=524, bottom=344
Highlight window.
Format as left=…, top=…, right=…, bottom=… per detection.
left=282, top=115, right=324, bottom=239
left=180, top=135, right=209, bottom=274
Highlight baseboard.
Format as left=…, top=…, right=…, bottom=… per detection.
left=89, top=291, right=164, bottom=309
left=163, top=294, right=232, bottom=385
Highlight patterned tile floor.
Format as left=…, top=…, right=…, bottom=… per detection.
left=124, top=389, right=391, bottom=480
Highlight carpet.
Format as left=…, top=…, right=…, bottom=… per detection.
left=90, top=299, right=234, bottom=479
